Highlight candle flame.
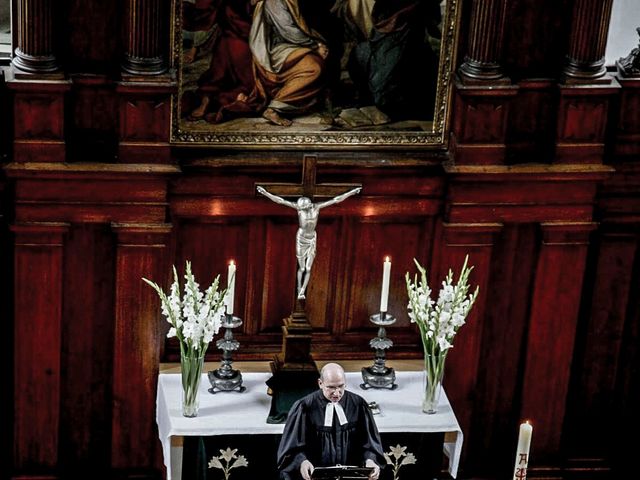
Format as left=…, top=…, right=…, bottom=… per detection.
left=230, top=260, right=235, bottom=266
left=385, top=256, right=390, bottom=262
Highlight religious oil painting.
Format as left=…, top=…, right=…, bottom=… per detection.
left=170, top=0, right=461, bottom=147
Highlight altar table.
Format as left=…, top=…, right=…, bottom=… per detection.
left=156, top=371, right=464, bottom=480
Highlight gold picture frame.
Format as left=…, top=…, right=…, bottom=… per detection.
left=170, top=0, right=462, bottom=148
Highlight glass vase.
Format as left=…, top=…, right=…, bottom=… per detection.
left=181, top=352, right=205, bottom=417
left=422, top=353, right=446, bottom=414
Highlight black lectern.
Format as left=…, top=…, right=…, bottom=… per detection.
left=311, top=466, right=374, bottom=480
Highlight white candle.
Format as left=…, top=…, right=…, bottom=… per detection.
left=513, top=421, right=532, bottom=480
left=226, top=260, right=236, bottom=315
left=379, top=256, right=391, bottom=313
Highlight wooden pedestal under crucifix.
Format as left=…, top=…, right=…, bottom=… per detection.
left=256, top=155, right=361, bottom=422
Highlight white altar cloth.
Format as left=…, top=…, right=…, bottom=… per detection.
left=156, top=371, right=464, bottom=480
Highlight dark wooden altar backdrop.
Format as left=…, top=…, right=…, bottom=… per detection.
left=1, top=1, right=638, bottom=480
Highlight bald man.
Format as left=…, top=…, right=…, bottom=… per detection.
left=277, top=363, right=385, bottom=480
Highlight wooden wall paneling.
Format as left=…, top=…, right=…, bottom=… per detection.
left=5, top=163, right=178, bottom=224
left=0, top=70, right=10, bottom=158
left=433, top=222, right=502, bottom=466
left=67, top=75, right=118, bottom=162
left=505, top=80, right=557, bottom=163
left=563, top=226, right=636, bottom=473
left=0, top=176, right=12, bottom=478
left=172, top=220, right=253, bottom=350
left=611, top=74, right=640, bottom=159
left=325, top=215, right=356, bottom=350
left=444, top=164, right=611, bottom=225
left=502, top=0, right=571, bottom=79
left=244, top=218, right=267, bottom=338
left=450, top=81, right=518, bottom=165
left=7, top=78, right=71, bottom=163
left=345, top=217, right=436, bottom=353
left=468, top=224, right=540, bottom=477
left=555, top=81, right=620, bottom=164
left=116, top=80, right=175, bottom=164
left=304, top=219, right=340, bottom=335
left=519, top=222, right=596, bottom=467
left=111, top=223, right=171, bottom=475
left=59, top=224, right=115, bottom=476
left=12, top=222, right=68, bottom=476
left=262, top=218, right=298, bottom=336
left=612, top=244, right=640, bottom=477
left=63, top=1, right=121, bottom=73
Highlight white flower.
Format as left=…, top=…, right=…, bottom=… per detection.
left=405, top=255, right=479, bottom=359
left=143, top=260, right=228, bottom=358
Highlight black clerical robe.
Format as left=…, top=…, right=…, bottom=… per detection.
left=277, top=389, right=385, bottom=480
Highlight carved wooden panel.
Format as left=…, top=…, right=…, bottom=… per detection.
left=563, top=228, right=636, bottom=460
left=120, top=99, right=169, bottom=141
left=506, top=80, right=557, bottom=162
left=111, top=224, right=171, bottom=469
left=13, top=223, right=68, bottom=470
left=59, top=224, right=115, bottom=473
left=173, top=220, right=252, bottom=329
left=520, top=223, right=595, bottom=460
left=347, top=218, right=435, bottom=340
left=468, top=224, right=539, bottom=475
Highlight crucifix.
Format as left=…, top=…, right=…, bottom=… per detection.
left=256, top=155, right=361, bottom=421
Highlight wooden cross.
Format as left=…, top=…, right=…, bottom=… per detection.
left=256, top=155, right=361, bottom=200
left=256, top=155, right=362, bottom=373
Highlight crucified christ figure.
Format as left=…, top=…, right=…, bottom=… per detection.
left=257, top=185, right=362, bottom=299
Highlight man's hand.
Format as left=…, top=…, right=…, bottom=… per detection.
left=365, top=459, right=380, bottom=480
left=300, top=459, right=315, bottom=480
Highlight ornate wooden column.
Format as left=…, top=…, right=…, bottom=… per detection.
left=459, top=0, right=508, bottom=83
left=111, top=223, right=171, bottom=474
left=433, top=223, right=502, bottom=458
left=12, top=222, right=68, bottom=476
left=122, top=0, right=166, bottom=75
left=9, top=0, right=69, bottom=162
left=563, top=0, right=614, bottom=81
left=556, top=0, right=618, bottom=164
left=118, top=0, right=174, bottom=164
left=520, top=222, right=596, bottom=464
left=452, top=0, right=516, bottom=165
left=12, top=0, right=59, bottom=74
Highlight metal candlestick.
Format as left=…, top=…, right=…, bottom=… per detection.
left=360, top=312, right=397, bottom=390
left=208, top=313, right=246, bottom=393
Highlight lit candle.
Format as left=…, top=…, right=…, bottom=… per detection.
left=380, top=256, right=391, bottom=313
left=226, top=260, right=236, bottom=315
left=513, top=421, right=532, bottom=480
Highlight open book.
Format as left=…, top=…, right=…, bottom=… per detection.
left=311, top=465, right=373, bottom=480
left=338, top=106, right=391, bottom=128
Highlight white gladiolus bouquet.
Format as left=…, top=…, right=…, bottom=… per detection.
left=143, top=260, right=227, bottom=356
left=405, top=254, right=478, bottom=413
left=143, top=260, right=228, bottom=416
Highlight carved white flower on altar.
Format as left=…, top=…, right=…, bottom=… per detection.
left=384, top=444, right=417, bottom=480
left=209, top=447, right=249, bottom=480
